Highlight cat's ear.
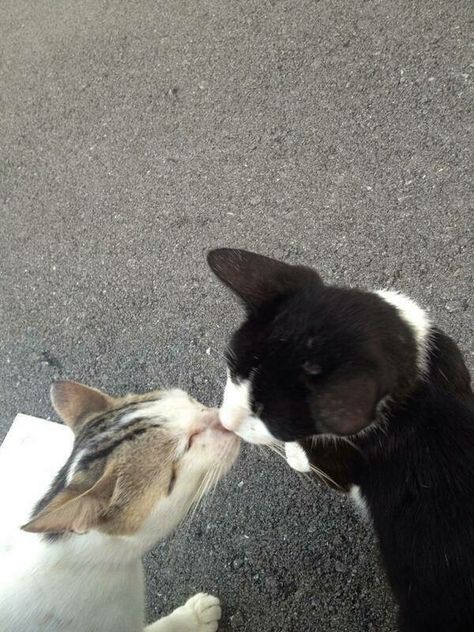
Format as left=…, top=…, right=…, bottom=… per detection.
left=309, top=374, right=378, bottom=435
left=51, top=380, right=114, bottom=432
left=21, top=462, right=118, bottom=535
left=207, top=248, right=322, bottom=310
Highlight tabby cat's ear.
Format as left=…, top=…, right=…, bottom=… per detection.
left=21, top=461, right=118, bottom=535
left=51, top=380, right=114, bottom=432
left=207, top=248, right=322, bottom=311
left=309, top=374, right=378, bottom=435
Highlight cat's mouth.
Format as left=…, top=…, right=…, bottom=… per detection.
left=187, top=410, right=233, bottom=447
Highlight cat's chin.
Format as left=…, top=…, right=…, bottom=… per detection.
left=188, top=416, right=233, bottom=445
left=190, top=425, right=240, bottom=455
left=232, top=427, right=275, bottom=445
left=219, top=411, right=276, bottom=445
left=186, top=409, right=240, bottom=461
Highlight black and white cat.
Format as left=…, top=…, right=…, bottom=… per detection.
left=208, top=248, right=474, bottom=632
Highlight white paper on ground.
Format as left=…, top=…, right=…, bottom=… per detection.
left=0, top=414, right=73, bottom=537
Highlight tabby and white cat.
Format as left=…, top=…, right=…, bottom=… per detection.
left=0, top=381, right=240, bottom=632
left=208, top=248, right=474, bottom=632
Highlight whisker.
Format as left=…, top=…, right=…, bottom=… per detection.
left=161, top=470, right=212, bottom=566
left=185, top=469, right=214, bottom=529
left=209, top=444, right=233, bottom=502
left=261, top=441, right=343, bottom=491
left=209, top=464, right=224, bottom=501
left=338, top=435, right=364, bottom=455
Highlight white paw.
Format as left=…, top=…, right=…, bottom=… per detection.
left=179, top=593, right=221, bottom=632
left=285, top=441, right=311, bottom=472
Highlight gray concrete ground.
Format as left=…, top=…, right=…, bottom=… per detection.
left=1, top=0, right=472, bottom=630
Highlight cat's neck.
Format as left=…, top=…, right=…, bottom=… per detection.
left=30, top=529, right=144, bottom=569
left=25, top=485, right=195, bottom=570
left=1, top=522, right=146, bottom=632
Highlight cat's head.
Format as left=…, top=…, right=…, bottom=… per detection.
left=22, top=381, right=240, bottom=540
left=208, top=248, right=430, bottom=443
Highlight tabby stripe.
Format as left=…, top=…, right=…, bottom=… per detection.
left=77, top=402, right=155, bottom=441
left=79, top=427, right=148, bottom=467
left=78, top=416, right=149, bottom=451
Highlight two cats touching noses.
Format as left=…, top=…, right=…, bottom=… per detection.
left=1, top=248, right=473, bottom=632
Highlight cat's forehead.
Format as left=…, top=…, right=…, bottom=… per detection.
left=226, top=289, right=384, bottom=386
left=76, top=389, right=194, bottom=439
left=77, top=396, right=163, bottom=440
left=67, top=389, right=197, bottom=481
left=228, top=298, right=315, bottom=365
left=230, top=286, right=380, bottom=354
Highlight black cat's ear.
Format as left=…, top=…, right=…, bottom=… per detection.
left=310, top=374, right=378, bottom=435
left=207, top=248, right=322, bottom=310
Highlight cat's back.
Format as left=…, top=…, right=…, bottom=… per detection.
left=365, top=385, right=474, bottom=529
left=361, top=386, right=474, bottom=628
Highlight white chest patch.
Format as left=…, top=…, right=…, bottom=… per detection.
left=349, top=485, right=370, bottom=520
left=284, top=442, right=311, bottom=472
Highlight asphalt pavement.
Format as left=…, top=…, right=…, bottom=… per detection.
left=1, top=1, right=472, bottom=630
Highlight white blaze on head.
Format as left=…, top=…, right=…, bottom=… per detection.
left=219, top=373, right=275, bottom=445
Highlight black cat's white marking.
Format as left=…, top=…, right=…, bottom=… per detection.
left=208, top=248, right=474, bottom=632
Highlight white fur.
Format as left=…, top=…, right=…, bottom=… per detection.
left=349, top=485, right=370, bottom=520
left=376, top=290, right=431, bottom=374
left=284, top=442, right=311, bottom=472
left=145, top=593, right=221, bottom=631
left=117, top=391, right=198, bottom=427
left=120, top=390, right=203, bottom=429
left=0, top=404, right=233, bottom=632
left=219, top=375, right=275, bottom=445
left=66, top=448, right=86, bottom=484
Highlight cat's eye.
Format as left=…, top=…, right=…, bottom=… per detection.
left=167, top=466, right=177, bottom=495
left=303, top=361, right=322, bottom=376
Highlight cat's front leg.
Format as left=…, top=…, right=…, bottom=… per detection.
left=145, top=593, right=221, bottom=632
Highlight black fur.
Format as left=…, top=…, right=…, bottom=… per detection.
left=208, top=248, right=474, bottom=632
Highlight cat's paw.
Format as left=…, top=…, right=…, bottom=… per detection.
left=180, top=593, right=221, bottom=631
left=285, top=441, right=311, bottom=472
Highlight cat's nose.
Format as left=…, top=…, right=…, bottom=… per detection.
left=201, top=409, right=232, bottom=434
left=188, top=409, right=221, bottom=444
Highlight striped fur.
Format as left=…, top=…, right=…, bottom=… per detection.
left=0, top=382, right=240, bottom=632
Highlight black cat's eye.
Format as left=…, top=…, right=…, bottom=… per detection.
left=254, top=402, right=264, bottom=418
left=303, top=361, right=322, bottom=376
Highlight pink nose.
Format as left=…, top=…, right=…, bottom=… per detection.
left=201, top=409, right=231, bottom=433
left=188, top=409, right=222, bottom=445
